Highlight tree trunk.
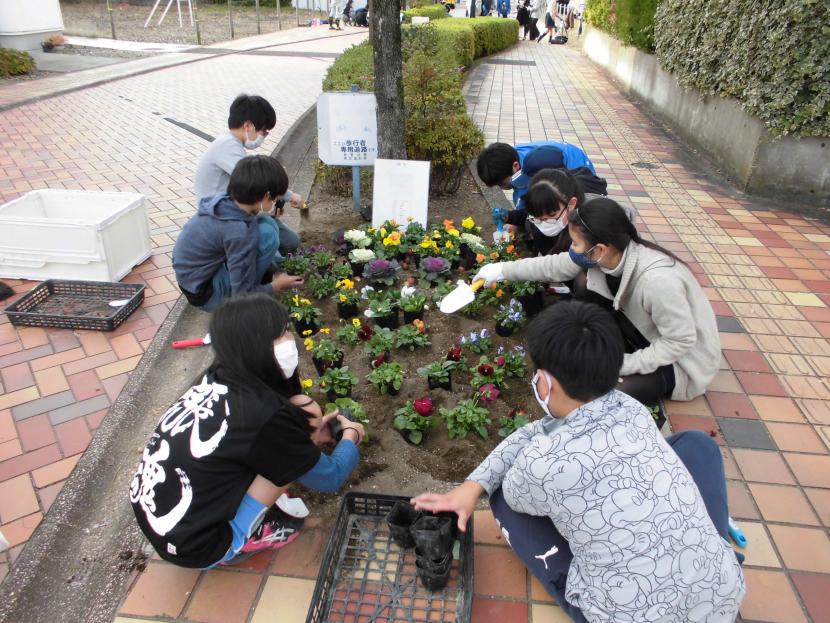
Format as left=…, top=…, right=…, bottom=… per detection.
left=371, top=0, right=407, bottom=159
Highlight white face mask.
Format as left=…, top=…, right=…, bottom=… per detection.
left=534, top=216, right=567, bottom=238
left=531, top=370, right=554, bottom=418
left=273, top=339, right=299, bottom=379
left=244, top=127, right=265, bottom=150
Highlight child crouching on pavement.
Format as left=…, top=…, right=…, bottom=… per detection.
left=130, top=294, right=364, bottom=568
left=174, top=155, right=303, bottom=312
left=413, top=301, right=745, bottom=622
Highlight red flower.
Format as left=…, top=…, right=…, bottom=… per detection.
left=358, top=324, right=374, bottom=341
left=372, top=354, right=386, bottom=368
left=508, top=407, right=527, bottom=418
left=321, top=361, right=333, bottom=372
left=478, top=384, right=500, bottom=403
left=447, top=346, right=462, bottom=361
left=495, top=356, right=506, bottom=366
left=477, top=363, right=494, bottom=376
left=414, top=396, right=434, bottom=416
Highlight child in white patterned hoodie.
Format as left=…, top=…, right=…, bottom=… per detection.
left=413, top=301, right=744, bottom=623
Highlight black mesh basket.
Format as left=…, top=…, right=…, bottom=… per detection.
left=4, top=280, right=145, bottom=332
left=306, top=492, right=475, bottom=623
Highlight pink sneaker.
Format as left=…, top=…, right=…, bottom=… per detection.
left=221, top=509, right=303, bottom=565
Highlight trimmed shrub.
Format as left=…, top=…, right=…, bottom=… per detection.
left=584, top=0, right=613, bottom=33
left=0, top=48, right=35, bottom=77
left=585, top=0, right=657, bottom=51
left=654, top=0, right=830, bottom=137
left=430, top=16, right=518, bottom=64
left=402, top=4, right=449, bottom=23
left=322, top=42, right=374, bottom=92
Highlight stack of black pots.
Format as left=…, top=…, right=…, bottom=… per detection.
left=385, top=501, right=456, bottom=590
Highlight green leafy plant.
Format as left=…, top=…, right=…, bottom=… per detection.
left=336, top=319, right=362, bottom=345
left=494, top=298, right=527, bottom=331
left=432, top=279, right=455, bottom=303
left=400, top=291, right=427, bottom=314
left=283, top=253, right=311, bottom=276
left=368, top=296, right=397, bottom=318
left=332, top=262, right=354, bottom=279
left=335, top=278, right=360, bottom=306
left=311, top=248, right=336, bottom=271
left=469, top=356, right=508, bottom=389
left=477, top=283, right=508, bottom=307
left=395, top=325, right=431, bottom=351
left=307, top=272, right=338, bottom=299
left=363, top=327, right=395, bottom=358
left=311, top=338, right=343, bottom=363
left=460, top=329, right=491, bottom=355
left=393, top=402, right=438, bottom=445
left=498, top=346, right=528, bottom=378
left=318, top=366, right=357, bottom=398
left=440, top=398, right=491, bottom=439
left=289, top=295, right=321, bottom=325
left=367, top=362, right=404, bottom=394
left=498, top=408, right=530, bottom=438
left=510, top=281, right=539, bottom=297
left=325, top=397, right=369, bottom=424
left=417, top=360, right=458, bottom=384
left=0, top=48, right=35, bottom=77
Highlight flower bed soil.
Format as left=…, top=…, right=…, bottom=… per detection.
left=293, top=169, right=545, bottom=519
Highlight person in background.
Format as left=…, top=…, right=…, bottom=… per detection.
left=475, top=197, right=720, bottom=406
left=498, top=0, right=511, bottom=17
left=131, top=294, right=364, bottom=568
left=476, top=142, right=600, bottom=231
left=412, top=301, right=745, bottom=623
left=526, top=0, right=541, bottom=40
left=538, top=0, right=557, bottom=42
left=516, top=0, right=530, bottom=36
left=328, top=0, right=343, bottom=29
left=174, top=156, right=303, bottom=312
left=194, top=94, right=303, bottom=258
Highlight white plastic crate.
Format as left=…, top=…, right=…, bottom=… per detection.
left=0, top=189, right=151, bottom=282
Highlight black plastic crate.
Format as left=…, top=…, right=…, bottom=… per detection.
left=306, top=492, right=474, bottom=623
left=4, top=280, right=145, bottom=332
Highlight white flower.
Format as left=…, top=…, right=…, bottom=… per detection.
left=461, top=233, right=486, bottom=250
left=344, top=229, right=372, bottom=247
left=349, top=248, right=376, bottom=262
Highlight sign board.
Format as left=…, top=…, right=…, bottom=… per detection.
left=317, top=92, right=378, bottom=166
left=371, top=159, right=431, bottom=229
left=411, top=16, right=430, bottom=24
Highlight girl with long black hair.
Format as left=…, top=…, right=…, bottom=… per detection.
left=475, top=197, right=720, bottom=405
left=130, top=294, right=363, bottom=568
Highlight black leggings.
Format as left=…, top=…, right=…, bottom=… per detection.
left=572, top=271, right=675, bottom=405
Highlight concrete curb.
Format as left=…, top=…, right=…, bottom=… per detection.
left=0, top=102, right=321, bottom=623
left=0, top=31, right=363, bottom=113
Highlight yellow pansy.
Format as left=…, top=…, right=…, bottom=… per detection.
left=300, top=378, right=313, bottom=389
left=352, top=318, right=361, bottom=327
left=336, top=278, right=354, bottom=289
left=380, top=227, right=387, bottom=238
left=320, top=327, right=331, bottom=335
left=367, top=227, right=376, bottom=234
left=447, top=228, right=460, bottom=237
left=461, top=217, right=475, bottom=229
left=300, top=298, right=311, bottom=305
left=302, top=329, right=312, bottom=336
left=303, top=338, right=314, bottom=351
left=383, top=232, right=402, bottom=246
left=432, top=230, right=442, bottom=240
left=445, top=241, right=454, bottom=249
left=339, top=294, right=348, bottom=303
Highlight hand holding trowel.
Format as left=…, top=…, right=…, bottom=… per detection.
left=439, top=279, right=486, bottom=314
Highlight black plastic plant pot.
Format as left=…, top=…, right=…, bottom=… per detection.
left=415, top=548, right=452, bottom=573
left=326, top=389, right=351, bottom=403
left=459, top=244, right=478, bottom=270
left=494, top=323, right=514, bottom=337
left=398, top=428, right=424, bottom=445
left=337, top=302, right=359, bottom=319
left=349, top=261, right=366, bottom=275
left=386, top=385, right=400, bottom=396
left=416, top=560, right=452, bottom=591
left=517, top=291, right=544, bottom=317
left=375, top=312, right=400, bottom=330
left=295, top=319, right=320, bottom=336
left=402, top=309, right=424, bottom=324
left=427, top=376, right=452, bottom=391
left=385, top=501, right=420, bottom=548
left=411, top=515, right=453, bottom=559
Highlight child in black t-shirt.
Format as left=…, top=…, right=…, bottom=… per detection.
left=130, top=294, right=364, bottom=568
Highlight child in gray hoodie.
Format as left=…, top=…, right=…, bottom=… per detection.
left=174, top=156, right=302, bottom=312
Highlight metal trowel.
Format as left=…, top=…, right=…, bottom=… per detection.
left=439, top=279, right=485, bottom=314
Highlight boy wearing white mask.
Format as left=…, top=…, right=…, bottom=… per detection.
left=195, top=94, right=302, bottom=256
left=412, top=302, right=744, bottom=623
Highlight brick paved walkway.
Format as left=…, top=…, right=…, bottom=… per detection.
left=1, top=25, right=829, bottom=623
left=0, top=24, right=367, bottom=583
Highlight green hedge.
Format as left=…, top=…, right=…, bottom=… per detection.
left=402, top=4, right=449, bottom=23
left=654, top=0, right=829, bottom=137
left=431, top=17, right=519, bottom=64
left=585, top=0, right=659, bottom=51
left=0, top=48, right=34, bottom=77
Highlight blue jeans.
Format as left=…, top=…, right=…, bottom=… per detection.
left=489, top=431, right=738, bottom=622
left=275, top=217, right=299, bottom=257
left=202, top=215, right=280, bottom=312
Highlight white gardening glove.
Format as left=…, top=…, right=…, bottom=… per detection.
left=473, top=262, right=506, bottom=286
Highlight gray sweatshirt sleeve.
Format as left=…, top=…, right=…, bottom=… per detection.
left=467, top=419, right=550, bottom=495
left=501, top=252, right=583, bottom=283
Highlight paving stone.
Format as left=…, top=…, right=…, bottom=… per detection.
left=184, top=569, right=262, bottom=623
left=10, top=390, right=76, bottom=422
left=119, top=562, right=201, bottom=618
left=47, top=394, right=111, bottom=426
left=716, top=417, right=776, bottom=450
left=0, top=474, right=39, bottom=523
left=716, top=315, right=745, bottom=333
left=791, top=572, right=830, bottom=623
left=250, top=576, right=314, bottom=623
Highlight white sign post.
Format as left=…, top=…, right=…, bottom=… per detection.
left=318, top=90, right=379, bottom=213
left=371, top=159, right=431, bottom=229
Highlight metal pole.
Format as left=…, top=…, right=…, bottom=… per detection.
left=193, top=0, right=202, bottom=44
left=350, top=85, right=361, bottom=213
left=106, top=0, right=117, bottom=39
left=276, top=0, right=282, bottom=30
left=296, top=0, right=300, bottom=26
left=255, top=0, right=261, bottom=33
left=228, top=0, right=235, bottom=39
